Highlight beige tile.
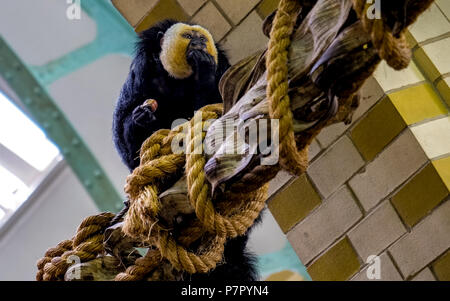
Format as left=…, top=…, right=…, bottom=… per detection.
left=389, top=200, right=450, bottom=278
left=288, top=187, right=362, bottom=265
left=351, top=253, right=403, bottom=281
left=411, top=116, right=450, bottom=159
left=268, top=170, right=293, bottom=197
left=221, top=12, right=268, bottom=64
left=309, top=139, right=322, bottom=160
left=177, top=0, right=206, bottom=16
left=373, top=61, right=425, bottom=93
left=191, top=2, right=231, bottom=41
left=308, top=136, right=365, bottom=199
left=316, top=77, right=384, bottom=148
left=436, top=0, right=450, bottom=21
left=316, top=123, right=347, bottom=149
left=348, top=201, right=406, bottom=260
left=412, top=268, right=436, bottom=281
left=409, top=4, right=450, bottom=43
left=112, top=0, right=158, bottom=27
left=349, top=130, right=428, bottom=211
left=422, top=38, right=450, bottom=78
left=216, top=0, right=260, bottom=24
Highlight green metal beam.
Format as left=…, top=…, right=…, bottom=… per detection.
left=0, top=36, right=123, bottom=213
left=30, top=0, right=136, bottom=86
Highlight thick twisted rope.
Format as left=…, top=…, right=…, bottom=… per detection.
left=37, top=0, right=429, bottom=281
left=351, top=0, right=434, bottom=70
left=267, top=0, right=307, bottom=176
left=120, top=104, right=267, bottom=275
left=37, top=213, right=114, bottom=281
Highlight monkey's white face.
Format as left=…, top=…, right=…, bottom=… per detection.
left=160, top=23, right=218, bottom=79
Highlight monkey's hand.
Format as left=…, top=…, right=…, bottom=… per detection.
left=187, top=49, right=217, bottom=84
left=132, top=99, right=158, bottom=128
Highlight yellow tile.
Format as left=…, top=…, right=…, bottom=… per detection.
left=268, top=174, right=322, bottom=233
left=392, top=164, right=449, bottom=227
left=351, top=97, right=407, bottom=161
left=307, top=237, right=361, bottom=281
left=436, top=77, right=450, bottom=107
left=135, top=0, right=189, bottom=33
left=411, top=117, right=450, bottom=159
left=433, top=156, right=450, bottom=191
left=432, top=250, right=450, bottom=281
left=389, top=83, right=448, bottom=125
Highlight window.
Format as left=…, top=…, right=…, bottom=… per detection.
left=0, top=91, right=60, bottom=227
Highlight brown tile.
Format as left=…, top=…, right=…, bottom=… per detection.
left=307, top=237, right=361, bottom=281
left=256, top=0, right=280, bottom=19
left=268, top=174, right=321, bottom=233
left=391, top=163, right=449, bottom=227
left=351, top=97, right=407, bottom=162
left=432, top=250, right=450, bottom=281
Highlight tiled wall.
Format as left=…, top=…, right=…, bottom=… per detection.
left=111, top=0, right=450, bottom=281
left=270, top=2, right=450, bottom=281
left=112, top=0, right=279, bottom=64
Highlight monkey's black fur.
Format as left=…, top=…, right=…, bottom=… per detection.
left=113, top=19, right=230, bottom=171
left=113, top=19, right=259, bottom=281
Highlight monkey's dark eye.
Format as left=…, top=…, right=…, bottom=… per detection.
left=200, top=37, right=207, bottom=43
left=183, top=33, right=192, bottom=39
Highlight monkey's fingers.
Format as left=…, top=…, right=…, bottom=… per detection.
left=143, top=99, right=158, bottom=112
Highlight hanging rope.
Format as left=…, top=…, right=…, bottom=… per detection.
left=37, top=0, right=431, bottom=281
left=351, top=0, right=434, bottom=70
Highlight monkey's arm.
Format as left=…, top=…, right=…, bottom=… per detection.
left=188, top=50, right=221, bottom=110
left=113, top=55, right=161, bottom=170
